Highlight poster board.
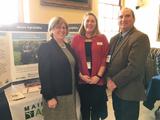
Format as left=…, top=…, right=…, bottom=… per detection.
left=0, top=23, right=80, bottom=89
left=0, top=23, right=48, bottom=88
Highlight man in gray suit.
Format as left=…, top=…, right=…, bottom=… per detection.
left=106, top=8, right=150, bottom=120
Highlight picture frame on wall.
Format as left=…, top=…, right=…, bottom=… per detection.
left=40, top=0, right=92, bottom=10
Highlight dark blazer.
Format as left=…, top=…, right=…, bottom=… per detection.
left=107, top=27, right=150, bottom=101
left=38, top=39, right=79, bottom=101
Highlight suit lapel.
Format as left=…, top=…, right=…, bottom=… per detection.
left=111, top=28, right=135, bottom=61
left=111, top=35, right=129, bottom=59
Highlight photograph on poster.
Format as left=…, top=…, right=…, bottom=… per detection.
left=14, top=41, right=44, bottom=65
left=13, top=33, right=46, bottom=65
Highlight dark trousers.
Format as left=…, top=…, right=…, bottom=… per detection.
left=0, top=91, right=12, bottom=120
left=112, top=92, right=140, bottom=120
left=78, top=84, right=108, bottom=120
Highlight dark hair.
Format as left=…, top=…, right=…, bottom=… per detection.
left=79, top=12, right=100, bottom=37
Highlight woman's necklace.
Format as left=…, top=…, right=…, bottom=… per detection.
left=85, top=34, right=95, bottom=42
left=85, top=35, right=92, bottom=42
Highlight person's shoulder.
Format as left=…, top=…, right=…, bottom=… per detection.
left=130, top=28, right=150, bottom=45
left=132, top=30, right=149, bottom=42
left=131, top=27, right=148, bottom=37
left=96, top=34, right=106, bottom=38
left=72, top=34, right=84, bottom=43
left=38, top=42, right=50, bottom=56
left=39, top=42, right=47, bottom=48
left=95, top=34, right=108, bottom=39
left=110, top=33, right=119, bottom=40
left=73, top=34, right=83, bottom=39
left=137, top=30, right=148, bottom=37
left=39, top=40, right=52, bottom=50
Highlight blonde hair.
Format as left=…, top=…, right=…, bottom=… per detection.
left=48, top=16, right=68, bottom=38
left=79, top=12, right=100, bottom=37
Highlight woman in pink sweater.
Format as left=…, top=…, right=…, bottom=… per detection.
left=71, top=12, right=109, bottom=120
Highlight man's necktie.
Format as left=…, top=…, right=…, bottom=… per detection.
left=116, top=35, right=123, bottom=46
left=109, top=34, right=123, bottom=56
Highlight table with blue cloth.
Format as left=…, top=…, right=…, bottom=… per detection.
left=143, top=75, right=160, bottom=110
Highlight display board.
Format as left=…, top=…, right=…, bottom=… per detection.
left=0, top=23, right=48, bottom=88
left=0, top=23, right=80, bottom=89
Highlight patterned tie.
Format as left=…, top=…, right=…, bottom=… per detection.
left=116, top=35, right=123, bottom=46
left=109, top=34, right=123, bottom=56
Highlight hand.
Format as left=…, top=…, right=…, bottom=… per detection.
left=47, top=98, right=58, bottom=109
left=79, top=74, right=91, bottom=83
left=89, top=76, right=100, bottom=84
left=107, top=80, right=117, bottom=92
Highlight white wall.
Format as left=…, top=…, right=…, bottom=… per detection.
left=125, top=0, right=160, bottom=48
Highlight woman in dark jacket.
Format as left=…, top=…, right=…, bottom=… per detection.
left=38, top=16, right=80, bottom=120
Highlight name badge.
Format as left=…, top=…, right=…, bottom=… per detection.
left=87, top=62, right=91, bottom=69
left=106, top=55, right=111, bottom=63
left=97, top=42, right=103, bottom=45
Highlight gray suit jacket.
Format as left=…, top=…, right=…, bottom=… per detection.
left=107, top=27, right=150, bottom=101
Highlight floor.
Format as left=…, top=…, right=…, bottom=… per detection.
left=105, top=91, right=160, bottom=120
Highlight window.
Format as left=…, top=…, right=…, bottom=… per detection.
left=0, top=0, right=19, bottom=25
left=98, top=0, right=121, bottom=41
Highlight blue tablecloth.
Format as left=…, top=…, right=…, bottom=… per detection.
left=143, top=75, right=160, bottom=110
